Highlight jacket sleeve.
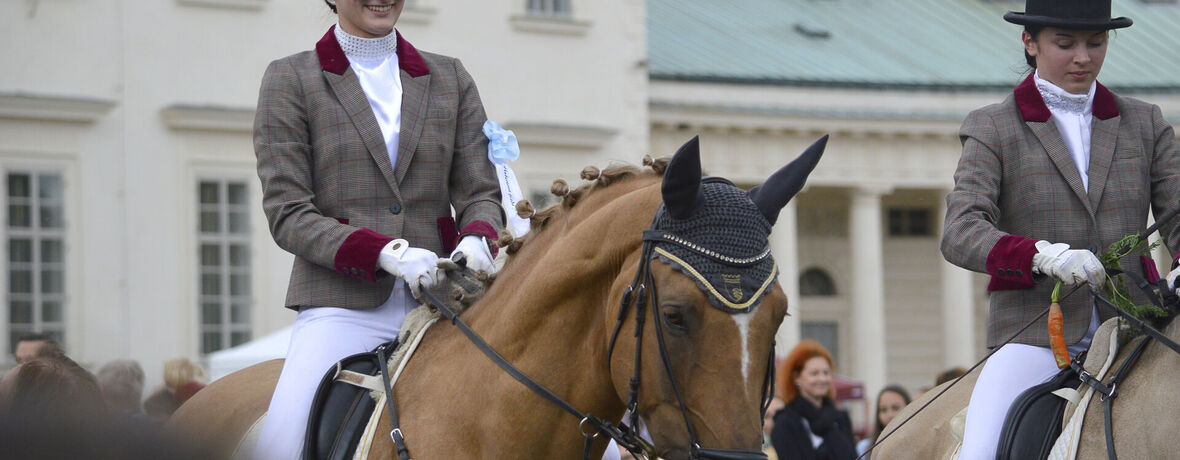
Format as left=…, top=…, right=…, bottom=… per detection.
left=1148, top=104, right=1180, bottom=268
left=941, top=108, right=1038, bottom=290
left=447, top=58, right=503, bottom=255
left=254, top=58, right=392, bottom=282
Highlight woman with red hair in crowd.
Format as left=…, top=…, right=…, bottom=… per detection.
left=769, top=339, right=856, bottom=460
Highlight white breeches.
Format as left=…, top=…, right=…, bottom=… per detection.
left=958, top=306, right=1099, bottom=460
left=252, top=281, right=416, bottom=460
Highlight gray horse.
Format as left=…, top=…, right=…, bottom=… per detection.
left=871, top=316, right=1180, bottom=459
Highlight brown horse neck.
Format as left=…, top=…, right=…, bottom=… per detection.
left=447, top=176, right=663, bottom=423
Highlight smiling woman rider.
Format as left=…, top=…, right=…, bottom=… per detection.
left=942, top=0, right=1180, bottom=458
left=250, top=1, right=504, bottom=459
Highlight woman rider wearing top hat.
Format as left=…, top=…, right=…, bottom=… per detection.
left=250, top=1, right=504, bottom=458
left=942, top=0, right=1180, bottom=457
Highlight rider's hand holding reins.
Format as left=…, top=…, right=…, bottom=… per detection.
left=378, top=239, right=442, bottom=297
left=1032, top=240, right=1106, bottom=288
left=451, top=235, right=496, bottom=275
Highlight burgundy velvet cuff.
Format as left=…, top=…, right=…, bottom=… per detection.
left=334, top=228, right=394, bottom=283
left=1141, top=255, right=1162, bottom=284
left=458, top=220, right=500, bottom=258
left=985, top=235, right=1038, bottom=291
left=437, top=217, right=459, bottom=254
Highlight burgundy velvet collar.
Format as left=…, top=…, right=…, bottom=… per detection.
left=1014, top=73, right=1118, bottom=122
left=315, top=25, right=430, bottom=77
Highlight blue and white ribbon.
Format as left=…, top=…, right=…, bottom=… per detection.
left=483, top=121, right=530, bottom=237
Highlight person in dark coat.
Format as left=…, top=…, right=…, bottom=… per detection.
left=770, top=339, right=856, bottom=460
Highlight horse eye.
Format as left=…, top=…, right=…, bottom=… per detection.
left=662, top=306, right=686, bottom=329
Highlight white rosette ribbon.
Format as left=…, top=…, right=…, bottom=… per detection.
left=483, top=120, right=530, bottom=237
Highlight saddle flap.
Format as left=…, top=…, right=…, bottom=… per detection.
left=995, top=367, right=1078, bottom=460
left=304, top=342, right=395, bottom=460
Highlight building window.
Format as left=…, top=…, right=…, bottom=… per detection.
left=527, top=0, right=572, bottom=18
left=198, top=179, right=251, bottom=354
left=6, top=171, right=66, bottom=354
left=799, top=267, right=837, bottom=297
left=802, top=321, right=839, bottom=367
left=887, top=207, right=934, bottom=237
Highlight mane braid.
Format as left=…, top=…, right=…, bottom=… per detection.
left=495, top=162, right=658, bottom=267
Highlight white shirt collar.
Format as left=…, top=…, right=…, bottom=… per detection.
left=1034, top=71, right=1094, bottom=116
left=334, top=24, right=398, bottom=62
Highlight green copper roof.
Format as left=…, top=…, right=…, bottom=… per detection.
left=648, top=0, right=1180, bottom=92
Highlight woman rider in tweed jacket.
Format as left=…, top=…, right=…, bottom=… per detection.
left=941, top=1, right=1180, bottom=457
left=251, top=1, right=504, bottom=458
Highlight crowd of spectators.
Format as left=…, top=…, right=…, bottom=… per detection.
left=1, top=334, right=202, bottom=459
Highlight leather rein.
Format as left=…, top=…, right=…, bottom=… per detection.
left=377, top=217, right=777, bottom=460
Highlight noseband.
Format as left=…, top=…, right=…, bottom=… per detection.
left=606, top=207, right=777, bottom=460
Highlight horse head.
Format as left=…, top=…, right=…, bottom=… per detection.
left=609, top=135, right=828, bottom=459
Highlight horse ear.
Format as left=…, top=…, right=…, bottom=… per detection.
left=748, top=134, right=828, bottom=225
left=662, top=136, right=705, bottom=220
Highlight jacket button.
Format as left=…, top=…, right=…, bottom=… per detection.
left=1015, top=270, right=1023, bottom=278
left=389, top=202, right=402, bottom=214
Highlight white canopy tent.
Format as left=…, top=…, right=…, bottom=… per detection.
left=206, top=326, right=292, bottom=381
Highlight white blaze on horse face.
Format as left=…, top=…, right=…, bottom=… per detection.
left=731, top=307, right=757, bottom=388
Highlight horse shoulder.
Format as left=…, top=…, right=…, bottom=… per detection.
left=166, top=359, right=284, bottom=460
left=874, top=367, right=980, bottom=459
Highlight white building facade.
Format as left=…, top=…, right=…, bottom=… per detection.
left=4, top=0, right=1179, bottom=401
left=0, top=0, right=648, bottom=389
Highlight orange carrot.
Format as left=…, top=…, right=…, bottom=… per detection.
left=1048, top=281, right=1069, bottom=369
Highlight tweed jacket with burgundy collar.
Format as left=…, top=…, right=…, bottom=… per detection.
left=255, top=27, right=503, bottom=310
left=942, top=74, right=1180, bottom=348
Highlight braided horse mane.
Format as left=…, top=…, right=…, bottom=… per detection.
left=493, top=156, right=671, bottom=266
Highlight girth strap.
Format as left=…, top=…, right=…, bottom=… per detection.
left=375, top=344, right=412, bottom=460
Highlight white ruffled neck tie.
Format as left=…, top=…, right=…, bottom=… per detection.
left=1034, top=72, right=1095, bottom=192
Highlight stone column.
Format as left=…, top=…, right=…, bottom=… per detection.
left=938, top=190, right=978, bottom=367
left=771, top=200, right=801, bottom=358
left=849, top=186, right=888, bottom=397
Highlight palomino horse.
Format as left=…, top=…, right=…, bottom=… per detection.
left=168, top=135, right=829, bottom=459
left=872, top=314, right=1180, bottom=459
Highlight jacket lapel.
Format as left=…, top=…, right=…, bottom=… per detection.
left=1085, top=83, right=1122, bottom=213
left=316, top=26, right=399, bottom=191
left=1028, top=121, right=1095, bottom=216
left=1086, top=115, right=1119, bottom=212
left=1014, top=74, right=1095, bottom=217
left=395, top=69, right=429, bottom=183
left=324, top=70, right=400, bottom=190
left=393, top=31, right=431, bottom=184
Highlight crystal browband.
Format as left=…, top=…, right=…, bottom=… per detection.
left=643, top=231, right=771, bottom=266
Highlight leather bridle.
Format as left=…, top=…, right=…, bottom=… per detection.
left=376, top=206, right=780, bottom=460
left=604, top=210, right=778, bottom=460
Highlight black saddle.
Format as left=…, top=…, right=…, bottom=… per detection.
left=995, top=365, right=1079, bottom=460
left=303, top=341, right=396, bottom=460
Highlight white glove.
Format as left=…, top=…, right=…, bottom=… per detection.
left=378, top=239, right=441, bottom=296
left=450, top=235, right=495, bottom=275
left=1167, top=265, right=1180, bottom=296
left=1032, top=240, right=1106, bottom=288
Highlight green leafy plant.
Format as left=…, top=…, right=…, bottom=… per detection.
left=1098, top=234, right=1166, bottom=321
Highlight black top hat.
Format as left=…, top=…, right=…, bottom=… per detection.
left=1004, top=0, right=1132, bottom=30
